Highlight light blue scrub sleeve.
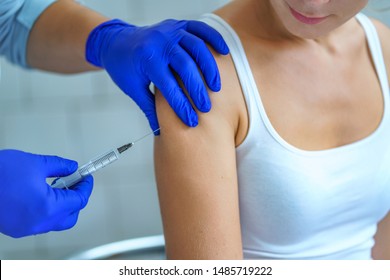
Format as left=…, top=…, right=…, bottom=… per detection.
left=0, top=0, right=56, bottom=67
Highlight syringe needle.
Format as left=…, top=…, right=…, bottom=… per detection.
left=133, top=128, right=161, bottom=144
left=117, top=128, right=160, bottom=154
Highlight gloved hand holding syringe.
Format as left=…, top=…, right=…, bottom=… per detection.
left=51, top=128, right=160, bottom=189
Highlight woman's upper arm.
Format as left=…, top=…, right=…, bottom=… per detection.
left=154, top=55, right=243, bottom=259
left=372, top=22, right=390, bottom=259
left=373, top=19, right=390, bottom=85
left=372, top=211, right=390, bottom=259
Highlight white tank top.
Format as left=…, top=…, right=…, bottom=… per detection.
left=201, top=13, right=390, bottom=259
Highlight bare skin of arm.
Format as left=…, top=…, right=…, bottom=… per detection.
left=26, top=0, right=108, bottom=73
left=372, top=19, right=390, bottom=260
left=154, top=49, right=247, bottom=259
left=372, top=211, right=390, bottom=259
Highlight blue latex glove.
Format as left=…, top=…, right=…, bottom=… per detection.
left=86, top=19, right=229, bottom=134
left=0, top=150, right=93, bottom=238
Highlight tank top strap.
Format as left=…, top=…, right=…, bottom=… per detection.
left=200, top=13, right=265, bottom=146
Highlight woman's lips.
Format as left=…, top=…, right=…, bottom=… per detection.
left=289, top=6, right=328, bottom=25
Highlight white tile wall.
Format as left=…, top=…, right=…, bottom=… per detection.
left=84, top=0, right=231, bottom=25
left=0, top=0, right=232, bottom=259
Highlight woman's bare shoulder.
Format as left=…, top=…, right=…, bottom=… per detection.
left=371, top=18, right=390, bottom=80
left=155, top=47, right=247, bottom=145
left=371, top=17, right=390, bottom=39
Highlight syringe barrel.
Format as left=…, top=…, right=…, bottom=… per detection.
left=51, top=149, right=120, bottom=189
left=78, top=149, right=120, bottom=176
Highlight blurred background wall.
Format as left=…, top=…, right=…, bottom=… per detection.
left=364, top=0, right=390, bottom=26
left=0, top=0, right=388, bottom=259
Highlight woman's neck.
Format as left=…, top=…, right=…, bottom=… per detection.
left=215, top=0, right=357, bottom=49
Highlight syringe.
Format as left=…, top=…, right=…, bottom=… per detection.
left=51, top=128, right=159, bottom=189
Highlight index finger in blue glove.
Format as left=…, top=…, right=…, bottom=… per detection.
left=169, top=45, right=211, bottom=113
left=146, top=60, right=198, bottom=127
left=186, top=20, right=229, bottom=55
left=38, top=154, right=78, bottom=178
left=180, top=32, right=222, bottom=92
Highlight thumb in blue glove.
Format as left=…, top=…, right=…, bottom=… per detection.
left=0, top=150, right=93, bottom=238
left=86, top=19, right=229, bottom=134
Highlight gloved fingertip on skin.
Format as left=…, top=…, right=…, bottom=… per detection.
left=188, top=113, right=199, bottom=127
left=208, top=79, right=222, bottom=93
left=220, top=44, right=230, bottom=56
